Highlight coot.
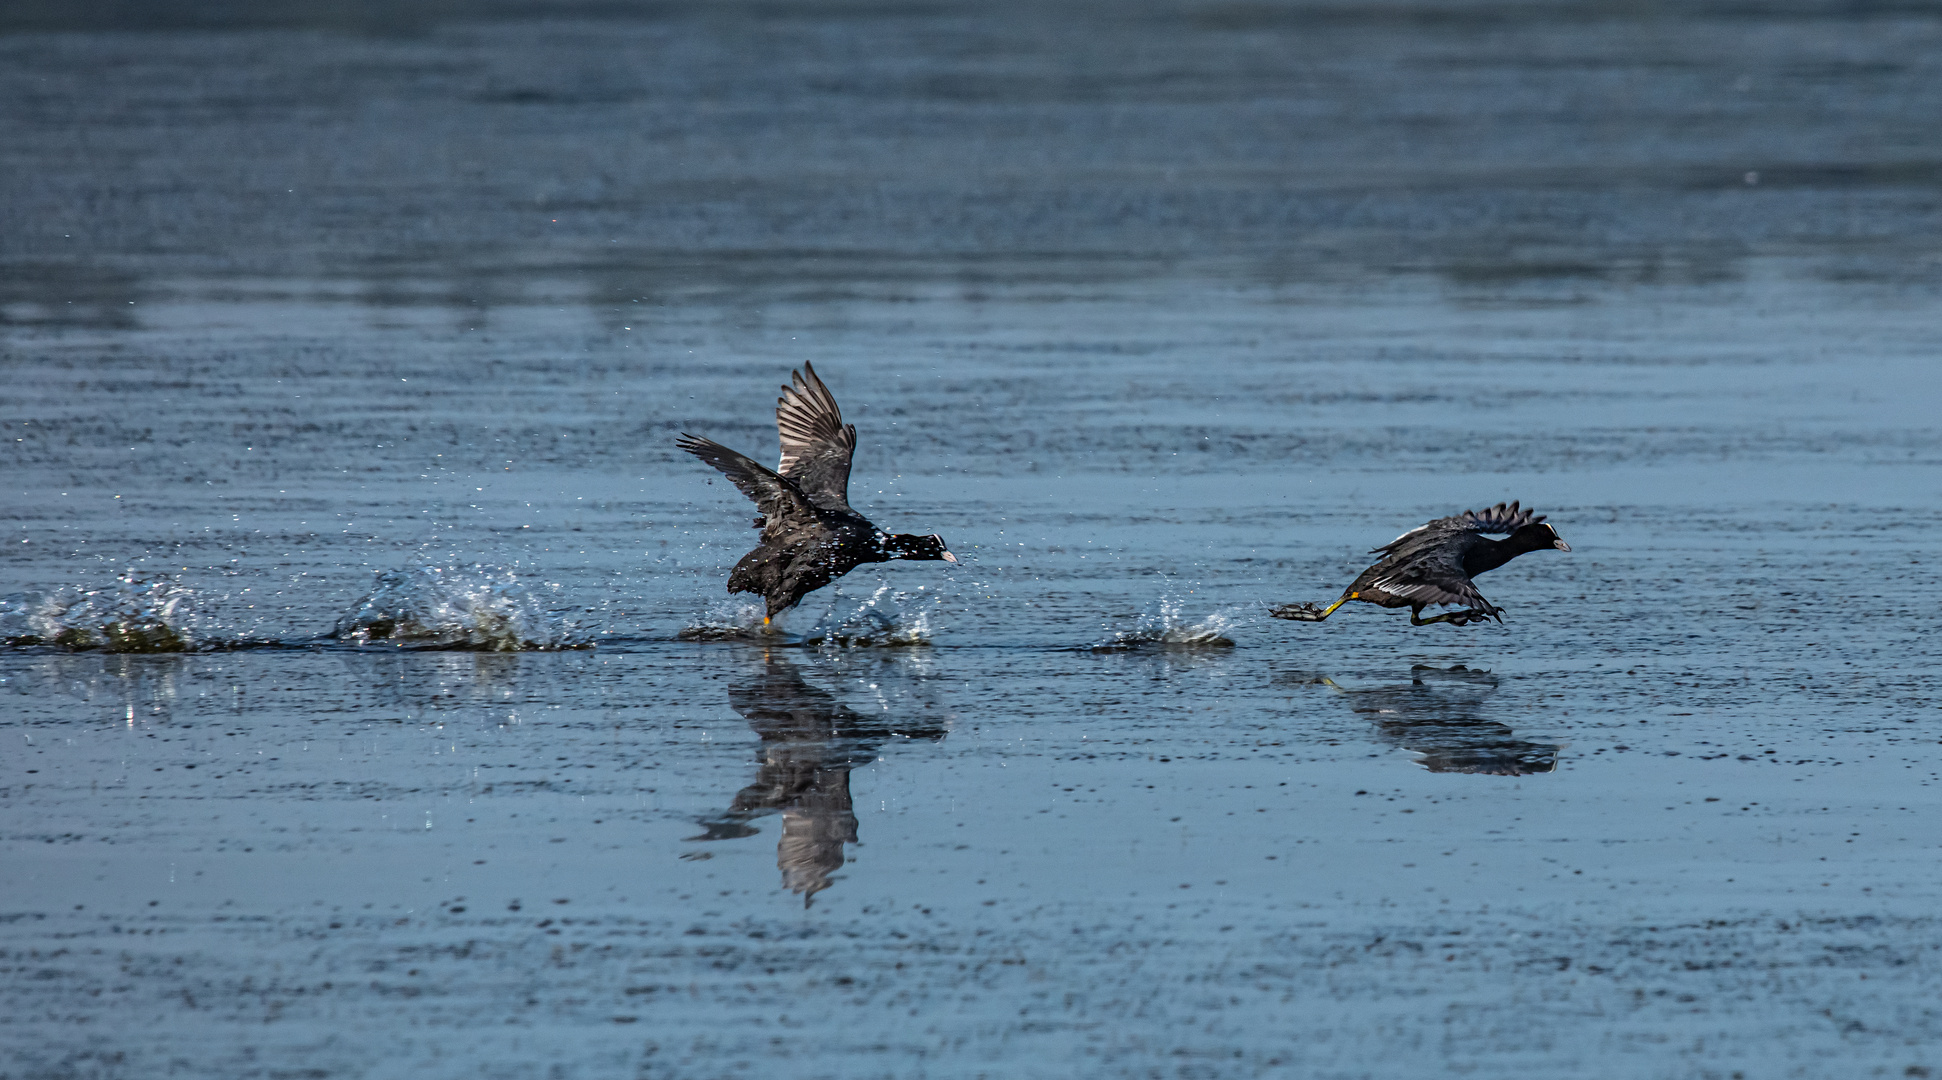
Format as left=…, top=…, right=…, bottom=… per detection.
left=677, top=363, right=956, bottom=622
left=1271, top=502, right=1568, bottom=627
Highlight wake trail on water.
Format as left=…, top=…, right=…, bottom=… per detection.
left=0, top=564, right=1241, bottom=655
left=0, top=563, right=590, bottom=653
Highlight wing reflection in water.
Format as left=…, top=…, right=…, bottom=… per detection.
left=1289, top=664, right=1563, bottom=775
left=689, top=653, right=947, bottom=903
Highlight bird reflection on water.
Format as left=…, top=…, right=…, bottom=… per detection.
left=689, top=653, right=947, bottom=903
left=1289, top=664, right=1562, bottom=776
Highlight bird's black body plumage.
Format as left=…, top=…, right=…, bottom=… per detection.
left=1272, top=501, right=1569, bottom=627
left=677, top=363, right=956, bottom=621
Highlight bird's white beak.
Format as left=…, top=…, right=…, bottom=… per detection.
left=942, top=551, right=958, bottom=563
left=1553, top=539, right=1572, bottom=552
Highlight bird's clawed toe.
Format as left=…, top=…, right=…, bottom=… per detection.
left=1444, top=608, right=1498, bottom=627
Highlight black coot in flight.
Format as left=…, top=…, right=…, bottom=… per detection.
left=1271, top=502, right=1569, bottom=627
left=677, top=363, right=957, bottom=623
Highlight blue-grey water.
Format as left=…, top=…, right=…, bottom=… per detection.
left=6, top=3, right=1942, bottom=1078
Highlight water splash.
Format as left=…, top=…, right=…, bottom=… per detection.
left=677, top=597, right=772, bottom=641
left=801, top=583, right=936, bottom=648
left=1092, top=592, right=1240, bottom=651
left=0, top=574, right=199, bottom=652
left=678, top=584, right=938, bottom=647
left=331, top=564, right=588, bottom=651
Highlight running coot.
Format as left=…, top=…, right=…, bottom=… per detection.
left=677, top=363, right=957, bottom=623
left=1271, top=501, right=1569, bottom=627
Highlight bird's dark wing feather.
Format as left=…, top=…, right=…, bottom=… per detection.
left=677, top=434, right=821, bottom=524
left=1366, top=545, right=1495, bottom=611
left=775, top=362, right=857, bottom=513
left=1369, top=501, right=1543, bottom=553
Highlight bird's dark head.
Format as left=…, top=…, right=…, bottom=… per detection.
left=1511, top=521, right=1571, bottom=553
left=883, top=533, right=958, bottom=563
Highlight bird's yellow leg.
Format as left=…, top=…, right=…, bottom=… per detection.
left=1316, top=597, right=1350, bottom=619
left=762, top=616, right=771, bottom=626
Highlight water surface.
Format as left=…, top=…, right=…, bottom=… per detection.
left=6, top=3, right=1942, bottom=1077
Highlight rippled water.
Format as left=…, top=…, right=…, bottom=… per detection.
left=7, top=3, right=1942, bottom=1078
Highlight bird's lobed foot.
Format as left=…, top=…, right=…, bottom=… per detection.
left=1270, top=602, right=1327, bottom=621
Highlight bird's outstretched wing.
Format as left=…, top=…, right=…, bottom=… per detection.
left=1367, top=546, right=1499, bottom=614
left=1370, top=501, right=1543, bottom=553
left=677, top=434, right=821, bottom=524
left=775, top=362, right=857, bottom=513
